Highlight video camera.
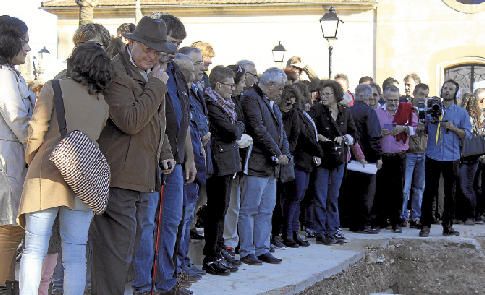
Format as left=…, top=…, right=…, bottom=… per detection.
left=417, top=96, right=443, bottom=124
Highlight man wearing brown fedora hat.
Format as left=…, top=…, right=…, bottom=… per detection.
left=90, top=16, right=178, bottom=295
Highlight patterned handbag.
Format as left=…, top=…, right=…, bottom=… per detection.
left=48, top=80, right=110, bottom=215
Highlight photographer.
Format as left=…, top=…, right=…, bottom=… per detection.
left=419, top=80, right=472, bottom=237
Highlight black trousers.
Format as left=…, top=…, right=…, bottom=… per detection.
left=347, top=171, right=376, bottom=230
left=375, top=153, right=405, bottom=227
left=90, top=188, right=143, bottom=295
left=420, top=157, right=459, bottom=228
left=203, top=175, right=233, bottom=259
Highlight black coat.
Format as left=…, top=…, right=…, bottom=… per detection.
left=207, top=98, right=244, bottom=176
left=241, top=86, right=290, bottom=177
left=294, top=111, right=323, bottom=172
left=349, top=101, right=382, bottom=163
left=310, top=103, right=358, bottom=166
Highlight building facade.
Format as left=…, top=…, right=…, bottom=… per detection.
left=41, top=0, right=485, bottom=95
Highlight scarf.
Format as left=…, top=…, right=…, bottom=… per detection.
left=205, top=87, right=237, bottom=123
left=393, top=102, right=413, bottom=143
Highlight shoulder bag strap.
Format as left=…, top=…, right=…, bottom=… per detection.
left=51, top=80, right=67, bottom=137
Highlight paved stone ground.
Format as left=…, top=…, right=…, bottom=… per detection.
left=18, top=224, right=483, bottom=294
left=183, top=224, right=485, bottom=295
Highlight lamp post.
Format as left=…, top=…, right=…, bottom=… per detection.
left=319, top=6, right=343, bottom=79
left=272, top=41, right=287, bottom=67
left=35, top=46, right=50, bottom=82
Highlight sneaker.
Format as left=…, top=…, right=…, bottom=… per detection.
left=334, top=229, right=347, bottom=243
left=443, top=227, right=460, bottom=236
left=257, top=252, right=282, bottom=264
left=271, top=235, right=285, bottom=248
left=464, top=218, right=475, bottom=226
left=240, top=254, right=262, bottom=265
left=419, top=226, right=430, bottom=237
left=202, top=258, right=230, bottom=276
left=475, top=216, right=484, bottom=224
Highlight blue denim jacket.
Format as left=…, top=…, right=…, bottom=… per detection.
left=426, top=103, right=472, bottom=162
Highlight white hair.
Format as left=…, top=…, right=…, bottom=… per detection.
left=236, top=59, right=256, bottom=71
left=355, top=84, right=372, bottom=101
left=259, top=67, right=287, bottom=86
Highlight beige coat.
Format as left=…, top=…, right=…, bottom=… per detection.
left=0, top=65, right=35, bottom=226
left=18, top=79, right=109, bottom=226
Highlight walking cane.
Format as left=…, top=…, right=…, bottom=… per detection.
left=151, top=180, right=166, bottom=295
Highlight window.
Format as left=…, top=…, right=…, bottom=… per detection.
left=442, top=0, right=485, bottom=13
left=444, top=64, right=485, bottom=94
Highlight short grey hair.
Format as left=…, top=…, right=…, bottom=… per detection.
left=236, top=59, right=256, bottom=71
left=383, top=84, right=400, bottom=97
left=355, top=84, right=372, bottom=101
left=174, top=53, right=193, bottom=64
left=259, top=67, right=287, bottom=86
left=178, top=46, right=201, bottom=56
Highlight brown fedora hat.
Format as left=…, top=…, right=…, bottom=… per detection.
left=124, top=16, right=177, bottom=53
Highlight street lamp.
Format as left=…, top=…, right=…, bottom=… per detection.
left=34, top=46, right=51, bottom=81
left=272, top=41, right=287, bottom=65
left=319, top=6, right=343, bottom=79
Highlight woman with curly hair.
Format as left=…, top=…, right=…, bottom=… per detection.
left=458, top=93, right=483, bottom=225
left=17, top=42, right=112, bottom=294
left=310, top=80, right=358, bottom=245
left=0, top=15, right=34, bottom=293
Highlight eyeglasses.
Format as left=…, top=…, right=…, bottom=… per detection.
left=219, top=82, right=236, bottom=89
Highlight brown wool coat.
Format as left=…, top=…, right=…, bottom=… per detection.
left=97, top=48, right=172, bottom=193
left=18, top=79, right=109, bottom=226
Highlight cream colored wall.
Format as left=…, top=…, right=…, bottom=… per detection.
left=55, top=11, right=375, bottom=89
left=376, top=0, right=485, bottom=96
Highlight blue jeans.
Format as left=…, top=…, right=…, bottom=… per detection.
left=178, top=182, right=199, bottom=272
left=313, top=164, right=345, bottom=237
left=238, top=175, right=276, bottom=258
left=284, top=168, right=311, bottom=237
left=132, top=192, right=159, bottom=292
left=401, top=153, right=425, bottom=221
left=156, top=164, right=184, bottom=292
left=20, top=207, right=93, bottom=295
left=459, top=160, right=479, bottom=219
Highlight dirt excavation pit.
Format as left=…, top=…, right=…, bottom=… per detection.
left=300, top=238, right=485, bottom=295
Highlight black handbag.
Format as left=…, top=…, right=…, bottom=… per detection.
left=278, top=156, right=295, bottom=183
left=461, top=135, right=485, bottom=158
left=320, top=113, right=345, bottom=169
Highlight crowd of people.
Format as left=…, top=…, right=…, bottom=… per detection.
left=1, top=12, right=485, bottom=295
